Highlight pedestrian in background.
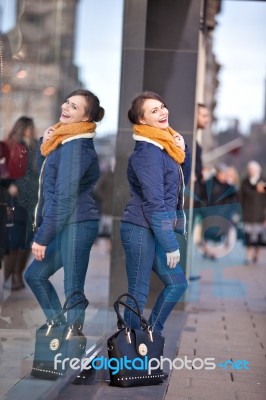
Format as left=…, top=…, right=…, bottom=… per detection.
left=0, top=141, right=11, bottom=266
left=240, top=161, right=266, bottom=264
left=199, top=163, right=239, bottom=260
left=195, top=103, right=210, bottom=185
left=94, top=159, right=115, bottom=238
left=226, top=165, right=240, bottom=189
left=120, top=91, right=190, bottom=335
left=3, top=117, right=38, bottom=290
left=190, top=104, right=210, bottom=280
left=24, top=89, right=104, bottom=328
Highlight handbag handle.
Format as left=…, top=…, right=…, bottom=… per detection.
left=118, top=299, right=150, bottom=330
left=62, top=290, right=89, bottom=313
left=113, top=293, right=149, bottom=330
left=49, top=291, right=89, bottom=324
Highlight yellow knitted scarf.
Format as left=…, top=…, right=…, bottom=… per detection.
left=41, top=121, right=96, bottom=157
left=133, top=124, right=185, bottom=164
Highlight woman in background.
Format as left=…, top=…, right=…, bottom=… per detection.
left=240, top=161, right=266, bottom=264
left=3, top=117, right=38, bottom=290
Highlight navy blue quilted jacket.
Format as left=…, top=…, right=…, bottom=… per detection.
left=121, top=141, right=191, bottom=253
left=34, top=137, right=100, bottom=246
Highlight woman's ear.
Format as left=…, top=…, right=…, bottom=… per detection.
left=82, top=115, right=90, bottom=122
left=139, top=119, right=146, bottom=125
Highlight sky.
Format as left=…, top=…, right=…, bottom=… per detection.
left=0, top=0, right=16, bottom=31
left=74, top=0, right=124, bottom=136
left=213, top=0, right=266, bottom=134
left=1, top=0, right=266, bottom=136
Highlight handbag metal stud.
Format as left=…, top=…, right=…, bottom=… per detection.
left=50, top=338, right=60, bottom=351
left=46, top=321, right=54, bottom=336
left=138, top=343, right=148, bottom=356
left=147, top=326, right=153, bottom=342
left=125, top=328, right=132, bottom=344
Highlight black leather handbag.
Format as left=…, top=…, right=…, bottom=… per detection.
left=31, top=291, right=89, bottom=380
left=107, top=293, right=165, bottom=387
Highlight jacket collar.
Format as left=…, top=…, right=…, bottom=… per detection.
left=132, top=134, right=163, bottom=150
left=62, top=132, right=96, bottom=144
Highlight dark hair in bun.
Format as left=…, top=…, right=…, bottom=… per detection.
left=67, top=89, right=105, bottom=122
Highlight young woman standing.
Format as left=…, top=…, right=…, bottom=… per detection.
left=25, top=89, right=104, bottom=328
left=121, top=91, right=191, bottom=335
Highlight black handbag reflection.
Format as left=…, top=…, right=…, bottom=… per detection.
left=107, top=293, right=165, bottom=387
left=31, top=291, right=89, bottom=380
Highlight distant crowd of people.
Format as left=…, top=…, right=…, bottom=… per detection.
left=193, top=159, right=266, bottom=262
left=193, top=104, right=266, bottom=264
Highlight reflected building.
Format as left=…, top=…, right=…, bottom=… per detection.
left=201, top=0, right=221, bottom=153
left=0, top=0, right=81, bottom=138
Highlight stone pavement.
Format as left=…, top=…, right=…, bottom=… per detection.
left=0, top=239, right=265, bottom=400
left=165, top=244, right=266, bottom=400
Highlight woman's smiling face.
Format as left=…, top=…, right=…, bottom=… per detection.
left=60, top=95, right=89, bottom=124
left=139, top=98, right=169, bottom=129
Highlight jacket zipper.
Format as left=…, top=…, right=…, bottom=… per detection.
left=33, top=159, right=46, bottom=231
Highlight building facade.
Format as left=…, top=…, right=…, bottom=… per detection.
left=0, top=0, right=80, bottom=138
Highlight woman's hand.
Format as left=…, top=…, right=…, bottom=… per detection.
left=32, top=241, right=46, bottom=261
left=8, top=184, right=18, bottom=197
left=173, top=132, right=185, bottom=151
left=43, top=126, right=55, bottom=143
left=166, top=249, right=180, bottom=268
left=256, top=181, right=266, bottom=193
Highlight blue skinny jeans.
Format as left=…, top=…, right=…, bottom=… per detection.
left=120, top=222, right=188, bottom=334
left=24, top=220, right=98, bottom=326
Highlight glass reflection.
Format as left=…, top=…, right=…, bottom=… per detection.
left=0, top=0, right=124, bottom=396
